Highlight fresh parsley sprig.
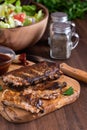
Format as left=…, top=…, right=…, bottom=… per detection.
left=62, top=87, right=74, bottom=96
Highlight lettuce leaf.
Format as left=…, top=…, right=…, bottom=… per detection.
left=15, top=0, right=22, bottom=13
left=22, top=5, right=37, bottom=16
left=5, top=0, right=16, bottom=4
left=35, top=10, right=44, bottom=22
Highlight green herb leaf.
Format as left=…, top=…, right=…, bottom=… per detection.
left=0, top=85, right=3, bottom=91
left=63, top=87, right=74, bottom=96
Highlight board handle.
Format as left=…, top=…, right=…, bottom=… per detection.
left=60, top=63, right=87, bottom=83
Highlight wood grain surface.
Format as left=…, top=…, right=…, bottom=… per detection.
left=0, top=7, right=87, bottom=130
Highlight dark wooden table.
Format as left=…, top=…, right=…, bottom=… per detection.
left=0, top=17, right=87, bottom=130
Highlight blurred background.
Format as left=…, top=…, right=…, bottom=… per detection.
left=21, top=0, right=87, bottom=20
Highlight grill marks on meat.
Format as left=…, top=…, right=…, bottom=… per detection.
left=22, top=82, right=67, bottom=100
left=22, top=86, right=59, bottom=100
left=2, top=62, right=62, bottom=90
left=20, top=93, right=43, bottom=112
left=2, top=90, right=40, bottom=113
left=31, top=81, right=67, bottom=91
left=1, top=62, right=66, bottom=114
left=1, top=81, right=67, bottom=113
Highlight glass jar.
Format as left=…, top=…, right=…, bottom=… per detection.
left=50, top=22, right=79, bottom=59
left=49, top=12, right=75, bottom=45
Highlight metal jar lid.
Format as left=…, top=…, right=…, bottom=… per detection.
left=52, top=22, right=71, bottom=34
left=51, top=12, right=68, bottom=22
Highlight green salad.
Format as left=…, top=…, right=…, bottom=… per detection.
left=0, top=0, right=44, bottom=28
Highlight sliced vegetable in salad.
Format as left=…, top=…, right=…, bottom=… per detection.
left=0, top=0, right=44, bottom=28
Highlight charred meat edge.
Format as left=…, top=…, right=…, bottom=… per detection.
left=2, top=62, right=62, bottom=90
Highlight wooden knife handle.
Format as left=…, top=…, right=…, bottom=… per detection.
left=60, top=63, right=87, bottom=83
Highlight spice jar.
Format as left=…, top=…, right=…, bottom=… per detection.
left=49, top=12, right=75, bottom=45
left=50, top=22, right=79, bottom=59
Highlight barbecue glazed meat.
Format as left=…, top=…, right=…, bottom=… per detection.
left=2, top=62, right=62, bottom=91
left=1, top=81, right=67, bottom=113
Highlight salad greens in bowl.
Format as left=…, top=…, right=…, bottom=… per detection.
left=0, top=0, right=44, bottom=28
left=0, top=0, right=49, bottom=50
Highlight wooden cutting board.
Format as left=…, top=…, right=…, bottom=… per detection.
left=0, top=62, right=80, bottom=123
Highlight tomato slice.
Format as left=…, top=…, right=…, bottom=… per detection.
left=13, top=13, right=26, bottom=23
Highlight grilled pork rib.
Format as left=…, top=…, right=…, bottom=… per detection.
left=2, top=81, right=67, bottom=113
left=2, top=62, right=62, bottom=90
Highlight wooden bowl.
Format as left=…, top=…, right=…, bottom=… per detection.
left=0, top=2, right=49, bottom=51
